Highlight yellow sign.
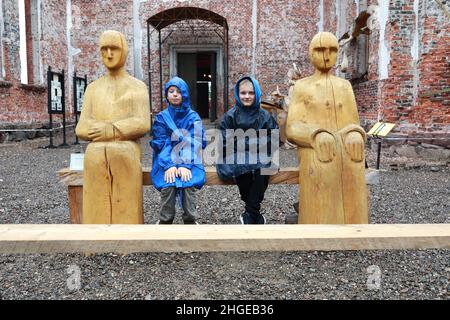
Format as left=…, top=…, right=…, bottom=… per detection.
left=367, top=122, right=396, bottom=137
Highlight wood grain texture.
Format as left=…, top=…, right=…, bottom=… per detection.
left=0, top=224, right=448, bottom=253
left=68, top=186, right=83, bottom=224
left=59, top=167, right=378, bottom=224
left=286, top=32, right=368, bottom=224
left=58, top=167, right=300, bottom=187
left=75, top=31, right=150, bottom=224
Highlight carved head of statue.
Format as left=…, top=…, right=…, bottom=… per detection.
left=99, top=30, right=129, bottom=71
left=308, top=32, right=339, bottom=72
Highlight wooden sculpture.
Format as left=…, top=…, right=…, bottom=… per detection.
left=75, top=30, right=151, bottom=224
left=286, top=32, right=368, bottom=224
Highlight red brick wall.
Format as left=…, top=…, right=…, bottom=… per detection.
left=138, top=0, right=321, bottom=114
left=140, top=0, right=255, bottom=115
left=377, top=0, right=449, bottom=135
left=0, top=0, right=67, bottom=126
left=71, top=0, right=134, bottom=81
left=352, top=79, right=380, bottom=129
left=0, top=83, right=46, bottom=124
left=411, top=5, right=450, bottom=134
left=255, top=0, right=318, bottom=102
left=1, top=0, right=448, bottom=139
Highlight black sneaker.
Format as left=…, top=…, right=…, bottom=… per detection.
left=240, top=212, right=253, bottom=224
left=184, top=220, right=200, bottom=225
left=254, top=213, right=266, bottom=224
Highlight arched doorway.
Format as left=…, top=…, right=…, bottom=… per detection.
left=147, top=7, right=229, bottom=122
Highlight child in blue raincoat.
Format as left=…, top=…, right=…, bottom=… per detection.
left=150, top=77, right=207, bottom=224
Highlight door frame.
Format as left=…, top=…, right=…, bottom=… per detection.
left=169, top=45, right=223, bottom=121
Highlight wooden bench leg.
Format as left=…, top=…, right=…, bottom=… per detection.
left=68, top=186, right=83, bottom=224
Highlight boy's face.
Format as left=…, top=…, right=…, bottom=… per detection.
left=238, top=81, right=255, bottom=107
left=167, top=86, right=182, bottom=106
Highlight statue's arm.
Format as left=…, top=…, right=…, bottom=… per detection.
left=113, top=84, right=151, bottom=140
left=338, top=81, right=367, bottom=141
left=338, top=81, right=366, bottom=162
left=286, top=81, right=331, bottom=148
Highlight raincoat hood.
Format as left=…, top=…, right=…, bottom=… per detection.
left=234, top=76, right=262, bottom=110
left=165, top=77, right=192, bottom=120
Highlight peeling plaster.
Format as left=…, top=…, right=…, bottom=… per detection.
left=318, top=0, right=324, bottom=32
left=411, top=0, right=419, bottom=60
left=19, top=0, right=27, bottom=84
left=378, top=0, right=390, bottom=80
left=133, top=0, right=144, bottom=79
left=0, top=0, right=4, bottom=78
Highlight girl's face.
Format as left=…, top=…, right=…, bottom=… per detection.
left=167, top=86, right=182, bottom=106
left=238, top=81, right=255, bottom=107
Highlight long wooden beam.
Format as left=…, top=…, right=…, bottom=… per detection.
left=58, top=167, right=300, bottom=186
left=0, top=224, right=448, bottom=253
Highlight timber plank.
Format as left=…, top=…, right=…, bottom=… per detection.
left=0, top=224, right=448, bottom=253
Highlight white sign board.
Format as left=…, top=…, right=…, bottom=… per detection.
left=69, top=153, right=84, bottom=171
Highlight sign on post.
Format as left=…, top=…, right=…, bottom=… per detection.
left=45, top=67, right=66, bottom=148
left=367, top=121, right=396, bottom=169
left=73, top=73, right=87, bottom=144
left=367, top=122, right=396, bottom=137
left=48, top=69, right=65, bottom=115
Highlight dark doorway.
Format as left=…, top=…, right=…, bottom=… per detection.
left=177, top=51, right=217, bottom=121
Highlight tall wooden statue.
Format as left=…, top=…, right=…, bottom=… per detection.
left=286, top=32, right=368, bottom=224
left=75, top=30, right=150, bottom=224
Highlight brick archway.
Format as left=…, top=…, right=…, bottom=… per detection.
left=146, top=7, right=229, bottom=121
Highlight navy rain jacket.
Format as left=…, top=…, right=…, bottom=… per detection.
left=216, top=76, right=279, bottom=180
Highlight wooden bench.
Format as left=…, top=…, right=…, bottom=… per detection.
left=58, top=167, right=300, bottom=224
left=0, top=169, right=443, bottom=253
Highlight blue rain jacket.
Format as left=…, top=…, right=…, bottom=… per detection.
left=150, top=77, right=207, bottom=191
left=216, top=76, right=279, bottom=180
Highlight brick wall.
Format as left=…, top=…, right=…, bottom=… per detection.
left=71, top=0, right=134, bottom=81
left=412, top=0, right=450, bottom=134
left=377, top=0, right=449, bottom=136
left=0, top=0, right=67, bottom=127
left=0, top=0, right=448, bottom=142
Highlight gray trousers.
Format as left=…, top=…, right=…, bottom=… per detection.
left=159, top=187, right=198, bottom=224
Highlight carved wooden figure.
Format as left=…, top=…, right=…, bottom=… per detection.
left=75, top=30, right=151, bottom=224
left=286, top=32, right=368, bottom=224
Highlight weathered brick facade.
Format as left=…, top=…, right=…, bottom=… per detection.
left=0, top=0, right=448, bottom=145
left=0, top=0, right=67, bottom=127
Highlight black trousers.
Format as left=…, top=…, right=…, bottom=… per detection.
left=235, top=169, right=270, bottom=215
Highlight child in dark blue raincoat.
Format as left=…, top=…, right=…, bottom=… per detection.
left=216, top=77, right=278, bottom=224
left=150, top=77, right=207, bottom=224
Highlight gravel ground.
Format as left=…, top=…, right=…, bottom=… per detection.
left=0, top=133, right=448, bottom=300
